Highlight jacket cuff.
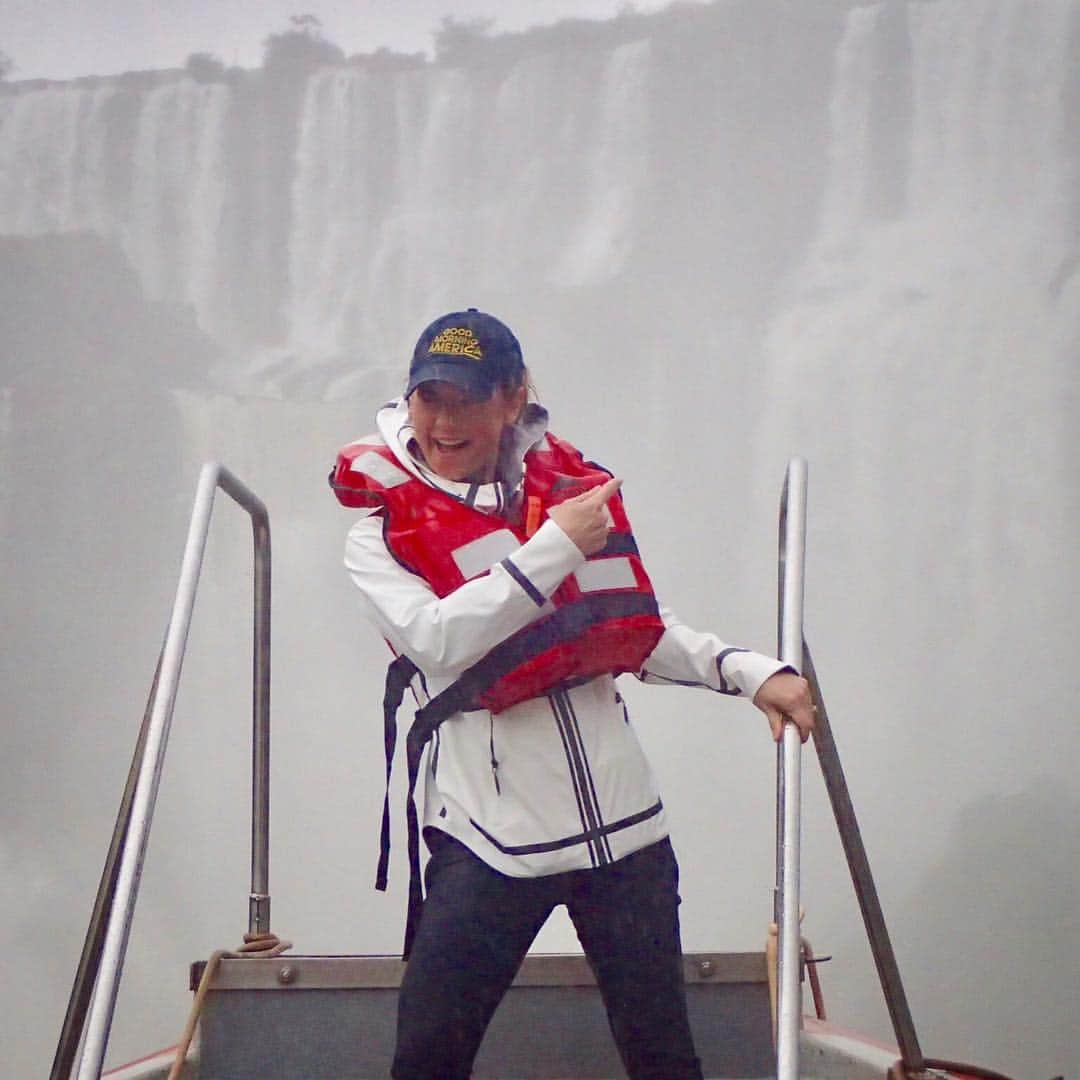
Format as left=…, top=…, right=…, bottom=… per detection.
left=723, top=650, right=793, bottom=702
left=503, top=518, right=586, bottom=602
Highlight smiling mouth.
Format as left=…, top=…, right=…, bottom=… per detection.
left=433, top=438, right=468, bottom=452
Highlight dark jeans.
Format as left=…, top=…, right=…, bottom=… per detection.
left=391, top=832, right=702, bottom=1079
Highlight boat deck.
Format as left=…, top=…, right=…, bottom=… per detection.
left=101, top=949, right=960, bottom=1079
left=190, top=951, right=774, bottom=1079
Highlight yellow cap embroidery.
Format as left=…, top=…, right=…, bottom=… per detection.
left=428, top=326, right=483, bottom=361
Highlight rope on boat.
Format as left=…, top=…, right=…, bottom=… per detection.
left=801, top=936, right=828, bottom=1021
left=168, top=931, right=292, bottom=1080
left=766, top=909, right=828, bottom=1044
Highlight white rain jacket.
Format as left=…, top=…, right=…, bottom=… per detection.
left=344, top=398, right=787, bottom=878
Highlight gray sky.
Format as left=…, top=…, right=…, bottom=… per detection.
left=1, top=0, right=674, bottom=81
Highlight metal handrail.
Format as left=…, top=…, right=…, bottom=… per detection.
left=775, top=457, right=928, bottom=1075
left=64, top=463, right=271, bottom=1079
left=50, top=650, right=164, bottom=1080
left=774, top=457, right=807, bottom=1080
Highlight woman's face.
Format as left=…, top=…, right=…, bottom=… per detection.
left=407, top=380, right=526, bottom=483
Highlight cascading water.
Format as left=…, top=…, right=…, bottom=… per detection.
left=766, top=0, right=1078, bottom=639
left=282, top=39, right=654, bottom=393
left=1, top=3, right=1076, bottom=1077
left=0, top=78, right=234, bottom=339
left=125, top=80, right=232, bottom=335
left=0, top=84, right=117, bottom=234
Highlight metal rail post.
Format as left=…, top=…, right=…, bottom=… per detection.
left=74, top=463, right=271, bottom=1079
left=802, top=644, right=927, bottom=1072
left=775, top=457, right=807, bottom=1080
left=49, top=651, right=163, bottom=1080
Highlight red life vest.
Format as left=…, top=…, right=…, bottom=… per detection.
left=330, top=431, right=664, bottom=711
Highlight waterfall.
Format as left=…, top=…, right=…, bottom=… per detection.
left=280, top=40, right=653, bottom=394
left=0, top=78, right=233, bottom=339
left=766, top=0, right=1078, bottom=619
left=288, top=68, right=381, bottom=361
left=553, top=40, right=652, bottom=287
left=0, top=84, right=118, bottom=235
left=125, top=80, right=232, bottom=335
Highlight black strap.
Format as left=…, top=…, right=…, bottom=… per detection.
left=429, top=591, right=659, bottom=716
left=402, top=697, right=451, bottom=957
left=374, top=653, right=461, bottom=958
left=375, top=655, right=419, bottom=892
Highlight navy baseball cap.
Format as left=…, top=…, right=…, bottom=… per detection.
left=406, top=308, right=525, bottom=399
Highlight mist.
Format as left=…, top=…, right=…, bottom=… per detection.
left=1, top=3, right=1077, bottom=1077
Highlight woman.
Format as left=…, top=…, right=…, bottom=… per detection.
left=333, top=308, right=814, bottom=1079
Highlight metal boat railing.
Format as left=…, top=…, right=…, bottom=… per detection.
left=54, top=455, right=939, bottom=1078
left=774, top=457, right=807, bottom=1079
left=51, top=463, right=272, bottom=1080
left=774, top=457, right=928, bottom=1078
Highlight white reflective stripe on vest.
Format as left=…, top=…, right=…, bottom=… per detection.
left=351, top=450, right=409, bottom=488
left=574, top=557, right=636, bottom=593
left=452, top=529, right=520, bottom=581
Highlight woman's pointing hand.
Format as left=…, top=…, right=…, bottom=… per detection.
left=548, top=477, right=622, bottom=556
